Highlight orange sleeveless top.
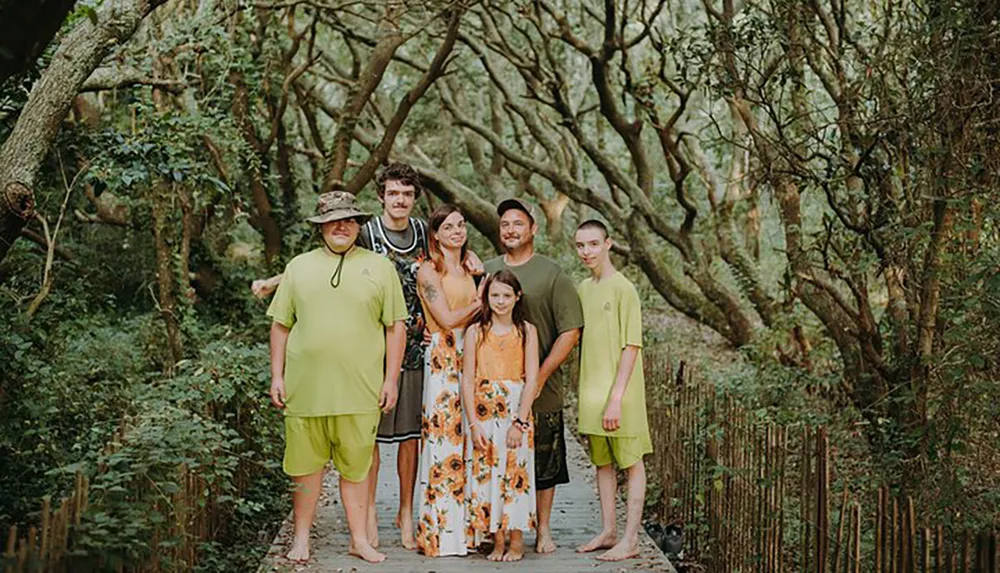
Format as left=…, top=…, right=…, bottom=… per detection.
left=422, top=270, right=477, bottom=334
left=475, top=327, right=525, bottom=381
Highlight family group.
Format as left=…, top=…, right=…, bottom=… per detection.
left=257, top=162, right=653, bottom=565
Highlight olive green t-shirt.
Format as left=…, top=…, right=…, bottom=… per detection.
left=267, top=247, right=408, bottom=417
left=484, top=254, right=584, bottom=412
left=577, top=272, right=649, bottom=438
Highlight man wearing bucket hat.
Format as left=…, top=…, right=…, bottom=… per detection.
left=484, top=197, right=584, bottom=555
left=254, top=163, right=482, bottom=550
left=267, top=190, right=407, bottom=564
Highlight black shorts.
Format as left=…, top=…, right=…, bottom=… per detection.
left=376, top=369, right=423, bottom=443
left=533, top=410, right=569, bottom=490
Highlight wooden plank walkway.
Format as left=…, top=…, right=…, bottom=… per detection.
left=259, top=433, right=676, bottom=572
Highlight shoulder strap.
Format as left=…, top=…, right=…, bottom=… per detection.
left=413, top=218, right=428, bottom=254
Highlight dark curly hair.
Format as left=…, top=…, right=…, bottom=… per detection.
left=375, top=162, right=423, bottom=199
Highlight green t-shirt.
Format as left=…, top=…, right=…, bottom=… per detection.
left=267, top=247, right=408, bottom=417
left=484, top=254, right=584, bottom=412
left=577, top=272, right=649, bottom=438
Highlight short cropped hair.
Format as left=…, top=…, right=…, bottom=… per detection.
left=375, top=162, right=423, bottom=199
left=577, top=219, right=609, bottom=239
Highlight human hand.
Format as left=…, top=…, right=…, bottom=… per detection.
left=379, top=378, right=399, bottom=413
left=465, top=251, right=485, bottom=276
left=251, top=277, right=278, bottom=299
left=269, top=377, right=287, bottom=409
left=506, top=423, right=524, bottom=449
left=602, top=397, right=623, bottom=432
left=471, top=423, right=490, bottom=450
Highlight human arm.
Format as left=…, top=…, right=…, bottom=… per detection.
left=603, top=281, right=644, bottom=431
left=269, top=322, right=291, bottom=408
left=251, top=273, right=283, bottom=299
left=602, top=344, right=640, bottom=432
left=462, top=325, right=489, bottom=450
left=535, top=268, right=584, bottom=397
left=508, top=324, right=540, bottom=448
left=416, top=264, right=484, bottom=330
left=535, top=328, right=581, bottom=398
left=380, top=320, right=406, bottom=412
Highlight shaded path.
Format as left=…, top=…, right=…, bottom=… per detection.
left=258, top=432, right=675, bottom=572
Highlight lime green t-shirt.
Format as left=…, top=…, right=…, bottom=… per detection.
left=577, top=272, right=649, bottom=438
left=267, top=247, right=408, bottom=417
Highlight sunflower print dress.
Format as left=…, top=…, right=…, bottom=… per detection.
left=465, top=327, right=537, bottom=548
left=415, top=271, right=476, bottom=557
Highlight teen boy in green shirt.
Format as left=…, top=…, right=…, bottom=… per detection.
left=573, top=219, right=653, bottom=562
left=267, top=191, right=407, bottom=564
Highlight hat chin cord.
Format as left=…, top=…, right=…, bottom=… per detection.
left=321, top=235, right=355, bottom=288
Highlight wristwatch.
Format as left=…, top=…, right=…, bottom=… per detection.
left=514, top=416, right=530, bottom=430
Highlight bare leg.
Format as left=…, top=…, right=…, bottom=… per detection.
left=367, top=445, right=380, bottom=548
left=503, top=530, right=525, bottom=561
left=287, top=470, right=324, bottom=562
left=598, top=460, right=646, bottom=562
left=488, top=530, right=507, bottom=562
left=535, top=487, right=557, bottom=553
left=577, top=464, right=618, bottom=552
left=395, top=439, right=418, bottom=549
left=344, top=473, right=387, bottom=563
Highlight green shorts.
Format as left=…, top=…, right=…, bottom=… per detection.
left=284, top=413, right=380, bottom=482
left=587, top=433, right=653, bottom=469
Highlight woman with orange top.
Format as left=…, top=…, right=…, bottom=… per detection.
left=462, top=270, right=540, bottom=562
left=414, top=205, right=484, bottom=557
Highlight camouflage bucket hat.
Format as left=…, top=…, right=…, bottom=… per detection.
left=306, top=191, right=372, bottom=225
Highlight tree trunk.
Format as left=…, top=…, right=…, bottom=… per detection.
left=0, top=0, right=168, bottom=265
left=152, top=182, right=183, bottom=369
left=230, top=71, right=282, bottom=262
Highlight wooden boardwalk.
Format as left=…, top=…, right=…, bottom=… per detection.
left=259, top=432, right=676, bottom=572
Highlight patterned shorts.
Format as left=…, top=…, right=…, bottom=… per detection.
left=533, top=410, right=570, bottom=490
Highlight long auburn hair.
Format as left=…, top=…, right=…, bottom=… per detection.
left=476, top=270, right=528, bottom=352
left=426, top=203, right=469, bottom=274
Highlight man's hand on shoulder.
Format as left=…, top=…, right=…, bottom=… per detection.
left=251, top=274, right=282, bottom=299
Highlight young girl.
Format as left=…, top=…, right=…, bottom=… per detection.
left=461, top=271, right=540, bottom=562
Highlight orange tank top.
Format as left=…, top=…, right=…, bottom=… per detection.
left=475, top=327, right=525, bottom=381
left=422, top=269, right=477, bottom=334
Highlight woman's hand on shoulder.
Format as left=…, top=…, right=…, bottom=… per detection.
left=465, top=251, right=485, bottom=276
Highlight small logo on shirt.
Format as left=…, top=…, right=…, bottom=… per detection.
left=361, top=267, right=371, bottom=277
left=603, top=301, right=612, bottom=312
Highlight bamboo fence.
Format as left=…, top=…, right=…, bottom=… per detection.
left=646, top=355, right=999, bottom=573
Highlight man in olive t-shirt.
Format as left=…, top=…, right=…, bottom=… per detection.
left=484, top=198, right=583, bottom=554
left=267, top=191, right=407, bottom=565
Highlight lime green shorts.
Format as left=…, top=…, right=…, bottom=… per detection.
left=587, top=433, right=653, bottom=469
left=284, top=414, right=380, bottom=482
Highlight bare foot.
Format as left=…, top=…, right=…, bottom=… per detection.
left=535, top=527, right=556, bottom=554
left=576, top=529, right=617, bottom=553
left=367, top=510, right=379, bottom=549
left=286, top=535, right=310, bottom=562
left=488, top=532, right=507, bottom=561
left=349, top=540, right=387, bottom=563
left=503, top=532, right=524, bottom=562
left=596, top=539, right=640, bottom=562
left=488, top=545, right=506, bottom=561
left=396, top=512, right=416, bottom=550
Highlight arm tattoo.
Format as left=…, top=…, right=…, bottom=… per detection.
left=421, top=279, right=439, bottom=302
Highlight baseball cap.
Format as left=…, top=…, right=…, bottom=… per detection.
left=496, top=197, right=537, bottom=223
